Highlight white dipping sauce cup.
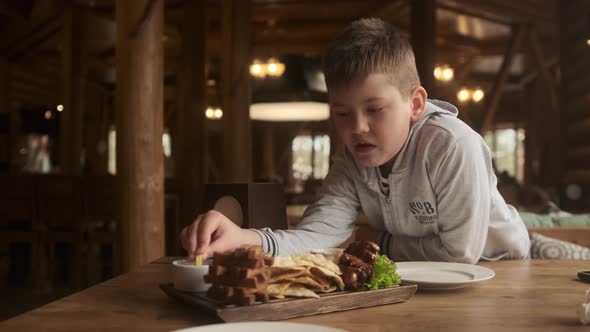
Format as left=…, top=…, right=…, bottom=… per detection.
left=172, top=259, right=212, bottom=293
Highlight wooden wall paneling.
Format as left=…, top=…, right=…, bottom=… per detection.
left=524, top=78, right=543, bottom=186
left=115, top=0, right=165, bottom=273
left=0, top=59, right=8, bottom=168
left=83, top=86, right=108, bottom=174
left=528, top=28, right=559, bottom=114
left=59, top=5, right=86, bottom=175
left=0, top=58, right=10, bottom=113
left=568, top=118, right=590, bottom=140
left=479, top=24, right=526, bottom=133
left=221, top=0, right=253, bottom=182
left=411, top=0, right=436, bottom=97
left=567, top=146, right=590, bottom=171
left=261, top=124, right=275, bottom=180
left=559, top=0, right=590, bottom=207
left=528, top=26, right=561, bottom=186
left=174, top=0, right=207, bottom=256
left=566, top=93, right=590, bottom=122
left=563, top=65, right=590, bottom=100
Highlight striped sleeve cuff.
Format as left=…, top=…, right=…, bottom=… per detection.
left=252, top=228, right=279, bottom=256
left=378, top=231, right=392, bottom=258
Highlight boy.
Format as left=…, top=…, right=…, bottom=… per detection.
left=180, top=18, right=530, bottom=263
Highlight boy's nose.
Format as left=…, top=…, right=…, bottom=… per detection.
left=352, top=114, right=369, bottom=134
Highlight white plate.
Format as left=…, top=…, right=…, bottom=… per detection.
left=395, top=261, right=495, bottom=290
left=173, top=322, right=347, bottom=332
left=311, top=248, right=344, bottom=256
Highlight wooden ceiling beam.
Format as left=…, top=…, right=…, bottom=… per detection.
left=371, top=0, right=410, bottom=23
left=252, top=0, right=384, bottom=22
left=10, top=95, right=56, bottom=107
left=437, top=0, right=556, bottom=25
left=0, top=2, right=31, bottom=19
left=10, top=89, right=58, bottom=106
left=437, top=0, right=557, bottom=36
left=2, top=11, right=63, bottom=60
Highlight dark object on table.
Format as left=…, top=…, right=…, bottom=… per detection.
left=203, top=183, right=288, bottom=230
left=578, top=271, right=590, bottom=283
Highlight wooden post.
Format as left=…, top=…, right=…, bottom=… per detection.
left=479, top=24, right=526, bottom=133
left=411, top=0, right=436, bottom=97
left=261, top=124, right=275, bottom=179
left=0, top=58, right=8, bottom=112
left=174, top=0, right=207, bottom=255
left=221, top=0, right=252, bottom=182
left=115, top=0, right=165, bottom=273
left=0, top=58, right=9, bottom=169
left=59, top=4, right=85, bottom=175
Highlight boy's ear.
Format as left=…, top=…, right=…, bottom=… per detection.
left=410, top=86, right=427, bottom=122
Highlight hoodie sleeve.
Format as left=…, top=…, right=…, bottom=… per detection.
left=254, top=149, right=360, bottom=256
left=382, top=134, right=492, bottom=263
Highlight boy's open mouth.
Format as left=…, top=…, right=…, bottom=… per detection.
left=354, top=142, right=376, bottom=153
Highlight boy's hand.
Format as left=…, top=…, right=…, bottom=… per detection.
left=179, top=210, right=262, bottom=259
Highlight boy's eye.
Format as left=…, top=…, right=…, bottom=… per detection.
left=367, top=107, right=383, bottom=113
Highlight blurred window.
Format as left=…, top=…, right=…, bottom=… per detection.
left=484, top=128, right=525, bottom=182
left=23, top=134, right=52, bottom=173
left=292, top=134, right=330, bottom=181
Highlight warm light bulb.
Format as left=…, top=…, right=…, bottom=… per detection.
left=457, top=88, right=471, bottom=103
left=434, top=65, right=453, bottom=82
left=433, top=67, right=442, bottom=80
left=266, top=58, right=285, bottom=77
left=57, top=104, right=64, bottom=112
left=442, top=67, right=454, bottom=81
left=44, top=110, right=52, bottom=119
left=472, top=89, right=485, bottom=103
left=587, top=39, right=590, bottom=46
left=249, top=60, right=266, bottom=78
left=205, top=107, right=214, bottom=118
left=214, top=108, right=223, bottom=119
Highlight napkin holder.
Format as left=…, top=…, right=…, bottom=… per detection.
left=203, top=183, right=288, bottom=230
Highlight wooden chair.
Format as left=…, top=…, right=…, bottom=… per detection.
left=35, top=175, right=85, bottom=290
left=82, top=175, right=117, bottom=285
left=0, top=175, right=44, bottom=290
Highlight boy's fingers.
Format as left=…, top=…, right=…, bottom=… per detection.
left=196, top=212, right=222, bottom=256
left=187, top=216, right=203, bottom=259
left=179, top=227, right=188, bottom=252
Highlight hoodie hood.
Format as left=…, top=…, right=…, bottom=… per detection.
left=388, top=99, right=459, bottom=173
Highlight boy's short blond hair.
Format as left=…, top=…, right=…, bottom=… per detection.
left=323, top=18, right=420, bottom=99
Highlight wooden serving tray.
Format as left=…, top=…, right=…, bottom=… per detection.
left=160, top=283, right=417, bottom=322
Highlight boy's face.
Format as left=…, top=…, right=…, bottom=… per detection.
left=329, top=73, right=426, bottom=168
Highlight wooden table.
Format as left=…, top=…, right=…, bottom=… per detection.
left=2, top=258, right=589, bottom=331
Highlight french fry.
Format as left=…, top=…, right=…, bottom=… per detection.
left=195, top=254, right=203, bottom=266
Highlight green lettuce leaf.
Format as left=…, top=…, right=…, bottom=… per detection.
left=362, top=255, right=401, bottom=290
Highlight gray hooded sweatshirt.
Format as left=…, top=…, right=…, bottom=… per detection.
left=255, top=100, right=530, bottom=263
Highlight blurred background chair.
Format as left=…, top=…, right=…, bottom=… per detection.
left=0, top=175, right=44, bottom=291
left=82, top=175, right=117, bottom=285
left=36, top=175, right=84, bottom=290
